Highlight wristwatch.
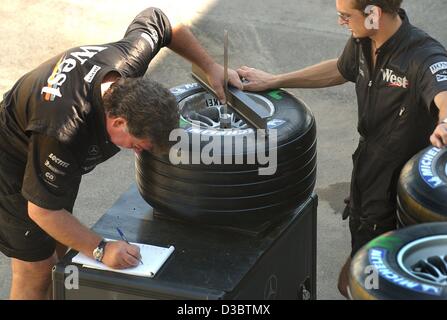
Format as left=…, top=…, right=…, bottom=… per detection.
left=92, top=239, right=107, bottom=262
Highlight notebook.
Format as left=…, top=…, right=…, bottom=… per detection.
left=72, top=239, right=175, bottom=278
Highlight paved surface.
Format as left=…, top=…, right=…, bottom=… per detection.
left=0, top=0, right=446, bottom=300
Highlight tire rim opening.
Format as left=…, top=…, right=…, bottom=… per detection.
left=397, top=235, right=447, bottom=286
left=179, top=92, right=275, bottom=130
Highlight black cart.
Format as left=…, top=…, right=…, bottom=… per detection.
left=53, top=184, right=317, bottom=300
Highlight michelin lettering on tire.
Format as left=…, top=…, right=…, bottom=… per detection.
left=397, top=146, right=447, bottom=225
left=418, top=147, right=445, bottom=189
left=350, top=223, right=447, bottom=300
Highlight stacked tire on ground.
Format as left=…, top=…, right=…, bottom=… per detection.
left=135, top=83, right=317, bottom=226
left=349, top=147, right=447, bottom=300
left=397, top=147, right=447, bottom=226
left=349, top=223, right=447, bottom=300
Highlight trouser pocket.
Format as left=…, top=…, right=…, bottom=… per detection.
left=0, top=193, right=52, bottom=248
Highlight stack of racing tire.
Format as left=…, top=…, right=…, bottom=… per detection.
left=396, top=147, right=447, bottom=226
left=135, top=83, right=317, bottom=227
left=349, top=147, right=447, bottom=300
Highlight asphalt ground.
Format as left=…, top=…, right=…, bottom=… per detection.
left=0, top=0, right=446, bottom=299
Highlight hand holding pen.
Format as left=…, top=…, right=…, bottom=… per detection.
left=116, top=227, right=144, bottom=265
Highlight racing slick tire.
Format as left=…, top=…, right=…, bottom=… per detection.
left=397, top=147, right=447, bottom=225
left=135, top=83, right=317, bottom=226
left=349, top=222, right=447, bottom=300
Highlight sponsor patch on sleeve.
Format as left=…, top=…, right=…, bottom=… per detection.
left=42, top=153, right=71, bottom=187
left=430, top=61, right=447, bottom=74
left=84, top=65, right=101, bottom=83
left=436, top=74, right=447, bottom=82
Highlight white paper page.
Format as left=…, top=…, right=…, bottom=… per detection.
left=72, top=240, right=175, bottom=278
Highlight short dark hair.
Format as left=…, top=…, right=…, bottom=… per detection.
left=353, top=0, right=403, bottom=15
left=103, top=77, right=179, bottom=153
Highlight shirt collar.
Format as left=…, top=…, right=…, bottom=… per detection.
left=357, top=8, right=411, bottom=55
left=374, top=8, right=411, bottom=55
left=91, top=67, right=119, bottom=144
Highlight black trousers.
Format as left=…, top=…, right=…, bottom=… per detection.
left=346, top=138, right=407, bottom=257
left=0, top=150, right=59, bottom=261
left=0, top=100, right=81, bottom=262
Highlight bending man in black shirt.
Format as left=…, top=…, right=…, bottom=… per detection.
left=0, top=7, right=242, bottom=299
left=237, top=0, right=447, bottom=298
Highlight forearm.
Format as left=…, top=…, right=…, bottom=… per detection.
left=28, top=202, right=101, bottom=258
left=274, top=59, right=347, bottom=88
left=430, top=91, right=447, bottom=148
left=168, top=23, right=216, bottom=73
left=435, top=91, right=447, bottom=121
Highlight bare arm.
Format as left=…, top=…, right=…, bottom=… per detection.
left=430, top=91, right=447, bottom=148
left=237, top=59, right=347, bottom=91
left=28, top=202, right=141, bottom=269
left=168, top=23, right=242, bottom=101
left=167, top=24, right=216, bottom=78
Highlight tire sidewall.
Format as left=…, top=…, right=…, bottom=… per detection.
left=397, top=147, right=447, bottom=224
left=170, top=83, right=315, bottom=152
left=350, top=223, right=447, bottom=300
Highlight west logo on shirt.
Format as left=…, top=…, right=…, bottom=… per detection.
left=42, top=46, right=108, bottom=101
left=381, top=68, right=409, bottom=88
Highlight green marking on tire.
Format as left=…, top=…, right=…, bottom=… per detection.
left=268, top=90, right=283, bottom=100
left=367, top=234, right=401, bottom=250
left=179, top=118, right=189, bottom=128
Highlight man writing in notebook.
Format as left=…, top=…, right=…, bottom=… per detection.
left=0, top=7, right=242, bottom=299
left=237, top=0, right=447, bottom=298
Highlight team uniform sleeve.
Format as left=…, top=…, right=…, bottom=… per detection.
left=21, top=133, right=81, bottom=211
left=337, top=37, right=359, bottom=83
left=110, top=7, right=173, bottom=77
left=417, top=55, right=447, bottom=112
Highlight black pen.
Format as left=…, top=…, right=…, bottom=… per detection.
left=116, top=227, right=144, bottom=265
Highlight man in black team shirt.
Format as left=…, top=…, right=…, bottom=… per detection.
left=0, top=7, right=242, bottom=299
left=237, top=0, right=447, bottom=298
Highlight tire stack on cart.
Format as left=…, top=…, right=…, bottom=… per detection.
left=136, top=83, right=317, bottom=227
left=129, top=83, right=319, bottom=299
left=349, top=147, right=447, bottom=300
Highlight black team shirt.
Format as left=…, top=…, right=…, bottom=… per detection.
left=0, top=8, right=172, bottom=212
